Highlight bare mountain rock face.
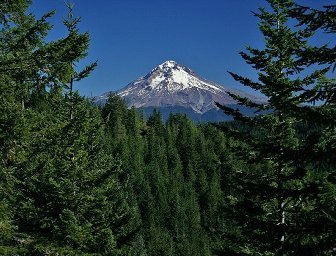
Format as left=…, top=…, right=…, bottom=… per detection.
left=94, top=60, right=266, bottom=121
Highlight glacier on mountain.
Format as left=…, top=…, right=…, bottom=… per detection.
left=94, top=60, right=265, bottom=115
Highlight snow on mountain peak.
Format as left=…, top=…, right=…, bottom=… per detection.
left=144, top=60, right=223, bottom=94
left=158, top=60, right=178, bottom=69
left=95, top=60, right=265, bottom=115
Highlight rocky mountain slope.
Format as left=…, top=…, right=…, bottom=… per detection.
left=94, top=60, right=266, bottom=121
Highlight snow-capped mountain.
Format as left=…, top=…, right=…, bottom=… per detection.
left=94, top=60, right=265, bottom=120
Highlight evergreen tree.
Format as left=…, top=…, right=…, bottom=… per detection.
left=288, top=3, right=336, bottom=253
left=62, top=1, right=97, bottom=120
left=0, top=2, right=140, bottom=254
left=216, top=0, right=334, bottom=254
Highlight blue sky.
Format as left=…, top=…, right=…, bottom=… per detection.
left=30, top=0, right=334, bottom=97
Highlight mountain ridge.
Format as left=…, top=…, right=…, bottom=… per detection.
left=94, top=60, right=266, bottom=120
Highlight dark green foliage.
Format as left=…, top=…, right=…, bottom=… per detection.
left=99, top=100, right=236, bottom=255
left=1, top=0, right=334, bottom=255
left=216, top=0, right=336, bottom=255
left=0, top=2, right=139, bottom=255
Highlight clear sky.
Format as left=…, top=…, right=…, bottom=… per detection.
left=30, top=0, right=334, bottom=97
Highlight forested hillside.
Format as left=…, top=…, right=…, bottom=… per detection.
left=0, top=0, right=335, bottom=255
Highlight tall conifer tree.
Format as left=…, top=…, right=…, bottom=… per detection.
left=0, top=2, right=140, bottom=254
left=216, top=0, right=333, bottom=254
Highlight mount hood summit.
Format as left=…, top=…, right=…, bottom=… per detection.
left=94, top=60, right=264, bottom=120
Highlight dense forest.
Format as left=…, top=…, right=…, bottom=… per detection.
left=0, top=0, right=335, bottom=255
